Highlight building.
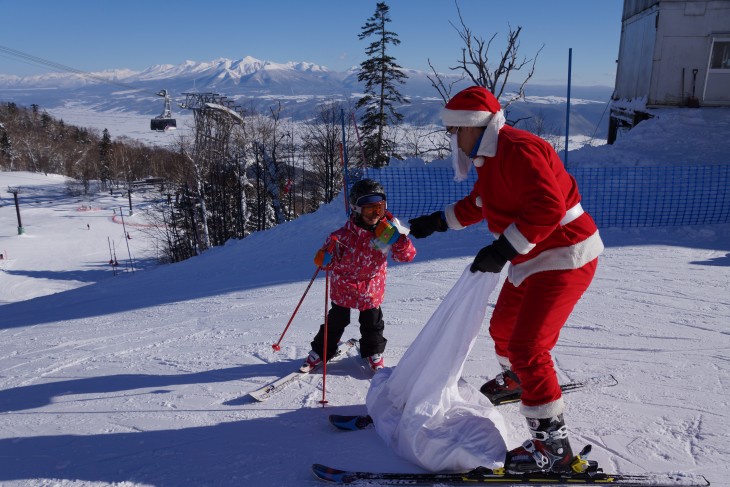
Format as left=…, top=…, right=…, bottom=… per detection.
left=609, top=0, right=730, bottom=143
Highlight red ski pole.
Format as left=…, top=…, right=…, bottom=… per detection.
left=271, top=266, right=320, bottom=351
left=320, top=269, right=330, bottom=405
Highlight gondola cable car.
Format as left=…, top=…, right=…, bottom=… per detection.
left=150, top=89, right=177, bottom=131
left=0, top=44, right=177, bottom=133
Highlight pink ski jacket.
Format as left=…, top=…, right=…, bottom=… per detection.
left=321, top=217, right=415, bottom=311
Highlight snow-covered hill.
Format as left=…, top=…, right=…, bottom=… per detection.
left=1, top=109, right=728, bottom=486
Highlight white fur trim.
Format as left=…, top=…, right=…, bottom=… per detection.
left=503, top=223, right=535, bottom=255
left=444, top=203, right=465, bottom=230
left=475, top=110, right=506, bottom=157
left=508, top=231, right=605, bottom=287
left=451, top=133, right=470, bottom=182
left=520, top=396, right=565, bottom=418
left=441, top=108, right=493, bottom=127
left=561, top=203, right=584, bottom=226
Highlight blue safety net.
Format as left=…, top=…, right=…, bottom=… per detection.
left=351, top=164, right=730, bottom=228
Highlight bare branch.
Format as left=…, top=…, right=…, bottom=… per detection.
left=426, top=59, right=465, bottom=103
left=443, top=1, right=543, bottom=110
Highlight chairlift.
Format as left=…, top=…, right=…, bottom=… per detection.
left=150, top=89, right=177, bottom=131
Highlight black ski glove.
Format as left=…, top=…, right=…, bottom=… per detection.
left=470, top=234, right=519, bottom=273
left=408, top=211, right=447, bottom=239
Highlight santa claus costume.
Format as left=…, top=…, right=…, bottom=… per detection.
left=412, top=86, right=604, bottom=474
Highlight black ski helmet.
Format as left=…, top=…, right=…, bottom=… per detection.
left=349, top=179, right=386, bottom=211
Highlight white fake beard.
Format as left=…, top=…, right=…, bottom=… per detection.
left=451, top=133, right=471, bottom=182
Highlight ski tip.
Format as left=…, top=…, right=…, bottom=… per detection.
left=312, top=463, right=353, bottom=484
left=313, top=463, right=343, bottom=473
left=328, top=414, right=355, bottom=429
left=329, top=414, right=373, bottom=431
left=696, top=474, right=711, bottom=486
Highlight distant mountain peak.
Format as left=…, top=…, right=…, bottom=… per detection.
left=0, top=55, right=613, bottom=137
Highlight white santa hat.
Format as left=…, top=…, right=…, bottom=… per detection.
left=441, top=86, right=506, bottom=159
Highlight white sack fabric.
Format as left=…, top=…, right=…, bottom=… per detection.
left=366, top=265, right=508, bottom=472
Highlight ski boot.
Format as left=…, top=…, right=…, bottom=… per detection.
left=299, top=350, right=322, bottom=373
left=504, top=414, right=574, bottom=474
left=367, top=353, right=384, bottom=371
left=480, top=366, right=522, bottom=405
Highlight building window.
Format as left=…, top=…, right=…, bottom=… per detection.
left=710, top=40, right=730, bottom=69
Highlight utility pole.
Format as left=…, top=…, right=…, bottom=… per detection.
left=7, top=187, right=24, bottom=234
left=564, top=48, right=572, bottom=168
left=118, top=206, right=135, bottom=273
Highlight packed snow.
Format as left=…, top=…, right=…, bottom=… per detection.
left=1, top=107, right=729, bottom=487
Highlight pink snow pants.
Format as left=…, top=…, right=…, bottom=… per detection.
left=489, top=259, right=598, bottom=409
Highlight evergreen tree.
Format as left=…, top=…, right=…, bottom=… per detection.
left=356, top=2, right=408, bottom=167
left=98, top=128, right=112, bottom=190
left=0, top=130, right=16, bottom=170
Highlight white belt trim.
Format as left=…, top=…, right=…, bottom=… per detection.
left=560, top=203, right=584, bottom=226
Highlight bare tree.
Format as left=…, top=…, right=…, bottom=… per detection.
left=522, top=110, right=564, bottom=152
left=399, top=124, right=450, bottom=161
left=427, top=1, right=544, bottom=108
left=304, top=102, right=343, bottom=205
left=241, top=110, right=285, bottom=232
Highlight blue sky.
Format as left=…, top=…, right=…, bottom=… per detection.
left=0, top=0, right=623, bottom=86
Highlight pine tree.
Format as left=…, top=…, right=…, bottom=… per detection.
left=0, top=130, right=16, bottom=170
left=356, top=2, right=409, bottom=167
left=98, top=128, right=112, bottom=190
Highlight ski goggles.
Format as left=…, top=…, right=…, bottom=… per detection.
left=355, top=193, right=385, bottom=206
left=359, top=201, right=386, bottom=218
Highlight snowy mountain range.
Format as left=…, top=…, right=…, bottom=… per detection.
left=0, top=56, right=614, bottom=137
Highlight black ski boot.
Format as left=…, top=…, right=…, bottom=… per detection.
left=504, top=414, right=574, bottom=474
left=480, top=366, right=522, bottom=405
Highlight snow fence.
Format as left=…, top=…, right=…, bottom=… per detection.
left=354, top=164, right=730, bottom=228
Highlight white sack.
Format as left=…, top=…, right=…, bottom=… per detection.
left=366, top=265, right=508, bottom=472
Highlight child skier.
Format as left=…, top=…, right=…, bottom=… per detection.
left=301, top=179, right=416, bottom=372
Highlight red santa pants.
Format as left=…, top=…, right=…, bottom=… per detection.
left=489, top=259, right=597, bottom=409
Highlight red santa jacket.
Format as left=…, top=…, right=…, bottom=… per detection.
left=444, top=125, right=603, bottom=286
left=322, top=217, right=416, bottom=311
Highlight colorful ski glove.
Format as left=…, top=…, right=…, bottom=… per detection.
left=372, top=215, right=410, bottom=251
left=314, top=248, right=332, bottom=267
left=470, top=234, right=519, bottom=273
left=314, top=237, right=338, bottom=268
left=408, top=211, right=447, bottom=239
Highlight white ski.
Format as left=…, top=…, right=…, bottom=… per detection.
left=249, top=338, right=358, bottom=402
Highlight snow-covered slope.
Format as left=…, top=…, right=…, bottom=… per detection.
left=0, top=109, right=728, bottom=486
